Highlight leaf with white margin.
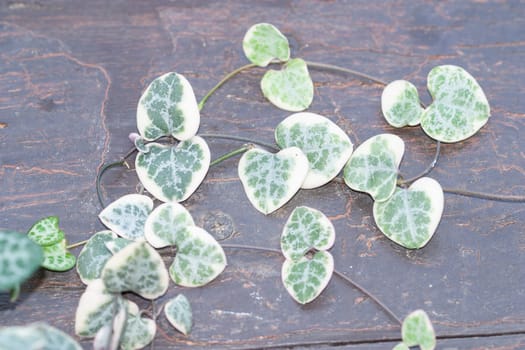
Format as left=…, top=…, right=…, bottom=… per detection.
left=77, top=230, right=117, bottom=285
left=135, top=136, right=211, bottom=203
left=242, top=23, right=290, bottom=67
left=402, top=309, right=436, bottom=350
left=382, top=80, right=423, bottom=128
left=27, top=216, right=64, bottom=246
left=145, top=202, right=195, bottom=248
left=421, top=65, right=490, bottom=143
left=282, top=251, right=334, bottom=304
left=343, top=134, right=404, bottom=202
left=75, top=279, right=117, bottom=337
left=99, top=194, right=153, bottom=241
left=281, top=206, right=335, bottom=261
left=373, top=177, right=444, bottom=249
left=238, top=147, right=309, bottom=215
left=261, top=58, right=314, bottom=112
left=0, top=230, right=43, bottom=292
left=137, top=72, right=200, bottom=141
left=275, top=112, right=353, bottom=188
left=169, top=226, right=226, bottom=287
left=0, top=323, right=82, bottom=350
left=41, top=239, right=76, bottom=272
left=120, top=303, right=156, bottom=350
left=165, top=294, right=193, bottom=335
left=105, top=237, right=133, bottom=255
left=102, top=241, right=169, bottom=299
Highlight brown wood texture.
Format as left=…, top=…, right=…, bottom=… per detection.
left=1, top=0, right=524, bottom=348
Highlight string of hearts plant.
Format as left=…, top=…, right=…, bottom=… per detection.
left=1, top=23, right=524, bottom=350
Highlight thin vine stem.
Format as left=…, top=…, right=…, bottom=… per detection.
left=66, top=239, right=89, bottom=249
left=210, top=144, right=254, bottom=167
left=304, top=60, right=388, bottom=86
left=220, top=243, right=402, bottom=326
left=398, top=140, right=441, bottom=186
left=443, top=188, right=525, bottom=203
left=201, top=133, right=279, bottom=152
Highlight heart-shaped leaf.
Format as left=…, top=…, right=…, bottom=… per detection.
left=402, top=309, right=436, bottom=350
left=76, top=231, right=117, bottom=285
left=41, top=239, right=76, bottom=272
left=104, top=237, right=133, bottom=255
left=145, top=202, right=195, bottom=248
left=373, top=177, right=444, bottom=249
left=0, top=230, right=43, bottom=293
left=137, top=72, right=200, bottom=141
left=238, top=147, right=309, bottom=214
left=135, top=136, right=211, bottom=203
left=169, top=226, right=227, bottom=287
left=261, top=58, right=314, bottom=112
left=282, top=250, right=334, bottom=304
left=120, top=304, right=156, bottom=350
left=382, top=80, right=423, bottom=128
left=242, top=23, right=290, bottom=67
left=421, top=65, right=490, bottom=143
left=281, top=206, right=335, bottom=261
left=98, top=194, right=154, bottom=241
left=164, top=294, right=193, bottom=335
left=343, top=134, right=405, bottom=202
left=275, top=112, right=354, bottom=188
left=0, top=323, right=82, bottom=350
left=27, top=216, right=64, bottom=246
left=75, top=279, right=117, bottom=337
left=101, top=241, right=169, bottom=299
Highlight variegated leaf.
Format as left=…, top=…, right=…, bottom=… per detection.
left=76, top=231, right=117, bottom=285
left=402, top=310, right=436, bottom=350
left=137, top=72, right=200, bottom=141
left=145, top=202, right=195, bottom=248
left=41, top=239, right=76, bottom=272
left=27, top=216, right=64, bottom=247
left=75, top=279, right=117, bottom=337
left=242, top=23, right=290, bottom=67
left=120, top=304, right=156, bottom=350
left=382, top=80, right=423, bottom=128
left=135, top=136, right=210, bottom=203
left=0, top=323, right=82, bottom=350
left=164, top=294, right=192, bottom=335
left=275, top=112, right=353, bottom=188
left=104, top=237, right=133, bottom=255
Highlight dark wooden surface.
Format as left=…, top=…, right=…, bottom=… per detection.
left=1, top=1, right=524, bottom=348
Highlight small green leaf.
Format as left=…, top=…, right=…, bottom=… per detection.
left=75, top=279, right=117, bottom=337
left=281, top=251, right=334, bottom=304
left=0, top=230, right=43, bottom=293
left=105, top=237, right=133, bottom=255
left=169, top=227, right=227, bottom=287
left=0, top=323, right=82, bottom=350
left=145, top=202, right=195, bottom=248
left=165, top=294, right=193, bottom=335
left=281, top=206, right=335, bottom=261
left=41, top=239, right=76, bottom=271
left=373, top=177, right=444, bottom=249
left=120, top=305, right=156, bottom=350
left=27, top=216, right=64, bottom=246
left=76, top=231, right=117, bottom=285
left=238, top=147, right=309, bottom=214
left=392, top=343, right=410, bottom=350
left=343, top=134, right=405, bottom=202
left=402, top=309, right=436, bottom=350
left=261, top=58, right=314, bottom=112
left=382, top=80, right=423, bottom=128
left=135, top=136, right=211, bottom=203
left=102, top=241, right=169, bottom=299
left=98, top=194, right=154, bottom=241
left=421, top=65, right=490, bottom=143
left=137, top=72, right=200, bottom=141
left=242, top=23, right=290, bottom=67
left=275, top=112, right=354, bottom=188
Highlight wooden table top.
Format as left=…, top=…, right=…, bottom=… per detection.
left=1, top=1, right=524, bottom=349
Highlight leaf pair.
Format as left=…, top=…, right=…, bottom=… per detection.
left=343, top=134, right=444, bottom=249
left=382, top=65, right=490, bottom=143
left=243, top=23, right=314, bottom=111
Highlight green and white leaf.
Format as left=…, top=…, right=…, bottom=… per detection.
left=282, top=251, right=334, bottom=304
left=75, top=279, right=117, bottom=337
left=343, top=134, right=405, bottom=202
left=145, top=202, right=195, bottom=248
left=99, top=194, right=154, bottom=241
left=120, top=306, right=156, bottom=350
left=102, top=241, right=169, bottom=299
left=402, top=309, right=436, bottom=350
left=261, top=58, right=314, bottom=112
left=135, top=136, right=211, bottom=203
left=0, top=323, right=82, bottom=350
left=281, top=206, right=335, bottom=261
left=137, top=72, right=200, bottom=141
left=27, top=216, right=64, bottom=246
left=238, top=147, right=309, bottom=215
left=169, top=226, right=227, bottom=287
left=105, top=237, right=133, bottom=255
left=164, top=294, right=193, bottom=335
left=373, top=177, right=444, bottom=249
left=382, top=80, right=423, bottom=128
left=242, top=23, right=290, bottom=67
left=392, top=343, right=410, bottom=350
left=76, top=230, right=117, bottom=285
left=41, top=239, right=76, bottom=272
left=421, top=65, right=490, bottom=143
left=0, top=230, right=43, bottom=292
left=275, top=112, right=353, bottom=188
